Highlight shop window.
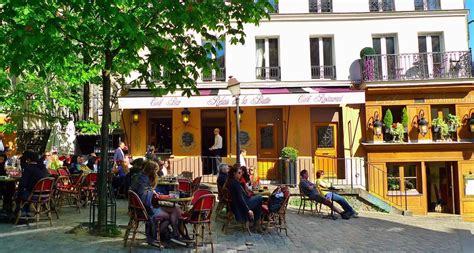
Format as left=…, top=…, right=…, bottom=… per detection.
left=430, top=105, right=456, bottom=141
left=148, top=111, right=173, bottom=155
left=387, top=163, right=422, bottom=194
left=382, top=105, right=406, bottom=142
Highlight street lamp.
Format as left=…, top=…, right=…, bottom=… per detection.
left=227, top=76, right=241, bottom=165
left=181, top=108, right=191, bottom=126
left=469, top=112, right=474, bottom=133
left=418, top=110, right=428, bottom=136
left=373, top=111, right=383, bottom=136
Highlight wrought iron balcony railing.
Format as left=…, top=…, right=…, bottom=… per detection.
left=415, top=0, right=441, bottom=11
left=311, top=66, right=336, bottom=80
left=202, top=68, right=226, bottom=82
left=309, top=0, right=333, bottom=13
left=362, top=51, right=472, bottom=82
left=369, top=0, right=395, bottom=12
left=256, top=66, right=281, bottom=80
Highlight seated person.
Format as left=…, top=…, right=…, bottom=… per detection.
left=225, top=164, right=263, bottom=233
left=68, top=155, right=83, bottom=175
left=216, top=163, right=229, bottom=189
left=112, top=160, right=129, bottom=195
left=239, top=166, right=253, bottom=196
left=248, top=166, right=260, bottom=190
left=299, top=169, right=350, bottom=219
left=316, top=170, right=358, bottom=218
left=130, top=161, right=186, bottom=247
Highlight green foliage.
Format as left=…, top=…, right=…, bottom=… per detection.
left=389, top=123, right=405, bottom=142
left=401, top=107, right=408, bottom=128
left=281, top=146, right=298, bottom=161
left=432, top=117, right=450, bottom=140
left=446, top=113, right=461, bottom=131
left=108, top=121, right=120, bottom=131
left=388, top=178, right=400, bottom=191
left=0, top=123, right=17, bottom=134
left=360, top=47, right=376, bottom=58
left=383, top=109, right=393, bottom=129
left=76, top=120, right=100, bottom=135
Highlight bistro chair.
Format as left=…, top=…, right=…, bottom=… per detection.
left=214, top=184, right=227, bottom=222
left=191, top=189, right=213, bottom=205
left=81, top=173, right=98, bottom=205
left=191, top=176, right=202, bottom=196
left=124, top=190, right=164, bottom=249
left=56, top=174, right=84, bottom=212
left=178, top=178, right=192, bottom=197
left=58, top=167, right=69, bottom=177
left=180, top=194, right=216, bottom=253
left=297, top=184, right=320, bottom=215
left=261, top=185, right=291, bottom=236
left=48, top=169, right=59, bottom=177
left=15, top=177, right=55, bottom=228
left=221, top=189, right=251, bottom=235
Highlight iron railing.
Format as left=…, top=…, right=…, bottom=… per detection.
left=256, top=66, right=281, bottom=80
left=369, top=0, right=395, bottom=12
left=202, top=68, right=226, bottom=82
left=311, top=65, right=336, bottom=80
left=309, top=0, right=333, bottom=13
left=415, top=0, right=441, bottom=11
left=362, top=51, right=472, bottom=82
left=366, top=162, right=407, bottom=211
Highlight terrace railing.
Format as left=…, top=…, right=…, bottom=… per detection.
left=311, top=65, right=336, bottom=80
left=256, top=66, right=281, bottom=80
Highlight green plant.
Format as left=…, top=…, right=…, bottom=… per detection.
left=360, top=47, right=376, bottom=58
left=401, top=107, right=408, bottom=129
left=0, top=123, right=17, bottom=134
left=389, top=123, right=405, bottom=142
left=388, top=178, right=400, bottom=191
left=108, top=121, right=120, bottom=131
left=432, top=117, right=450, bottom=140
left=446, top=113, right=461, bottom=132
left=383, top=109, right=393, bottom=130
left=76, top=120, right=101, bottom=135
left=281, top=146, right=298, bottom=161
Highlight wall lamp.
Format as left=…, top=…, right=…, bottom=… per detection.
left=468, top=109, right=474, bottom=133
left=181, top=108, right=191, bottom=126
left=373, top=111, right=383, bottom=136
left=132, top=109, right=141, bottom=124
left=418, top=109, right=429, bottom=136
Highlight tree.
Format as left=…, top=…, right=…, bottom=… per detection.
left=0, top=0, right=272, bottom=232
left=401, top=107, right=408, bottom=129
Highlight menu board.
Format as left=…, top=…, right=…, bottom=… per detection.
left=465, top=175, right=474, bottom=196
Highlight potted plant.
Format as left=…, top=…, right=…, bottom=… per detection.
left=383, top=109, right=393, bottom=134
left=281, top=147, right=298, bottom=185
left=431, top=117, right=450, bottom=141
left=360, top=47, right=376, bottom=81
left=446, top=113, right=461, bottom=133
left=401, top=107, right=409, bottom=133
left=389, top=123, right=405, bottom=143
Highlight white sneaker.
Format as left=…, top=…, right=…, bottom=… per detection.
left=170, top=237, right=187, bottom=247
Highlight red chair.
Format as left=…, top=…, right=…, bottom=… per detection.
left=57, top=174, right=84, bottom=212
left=191, top=176, right=202, bottom=195
left=48, top=169, right=59, bottom=177
left=124, top=190, right=163, bottom=248
left=58, top=167, right=69, bottom=177
left=178, top=178, right=192, bottom=197
left=191, top=189, right=213, bottom=205
left=81, top=173, right=98, bottom=204
left=261, top=186, right=291, bottom=236
left=180, top=194, right=216, bottom=252
left=15, top=177, right=55, bottom=228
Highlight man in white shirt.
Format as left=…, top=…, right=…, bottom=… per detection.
left=209, top=128, right=223, bottom=175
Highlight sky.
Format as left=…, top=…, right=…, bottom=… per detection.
left=467, top=0, right=474, bottom=50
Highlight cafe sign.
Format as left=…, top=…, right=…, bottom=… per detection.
left=119, top=91, right=365, bottom=109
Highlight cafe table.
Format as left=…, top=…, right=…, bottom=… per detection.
left=157, top=195, right=193, bottom=211
left=0, top=176, right=20, bottom=182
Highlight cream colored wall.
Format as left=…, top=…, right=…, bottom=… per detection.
left=342, top=104, right=364, bottom=158
left=172, top=108, right=202, bottom=157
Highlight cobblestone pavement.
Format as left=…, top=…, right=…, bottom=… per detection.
left=0, top=199, right=473, bottom=253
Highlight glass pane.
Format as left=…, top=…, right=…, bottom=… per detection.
left=321, top=0, right=332, bottom=12
left=310, top=38, right=320, bottom=66
left=256, top=39, right=265, bottom=68
left=387, top=164, right=400, bottom=177
left=431, top=36, right=440, bottom=52
left=404, top=164, right=417, bottom=177
left=427, top=0, right=440, bottom=10
left=260, top=126, right=274, bottom=149
left=383, top=0, right=394, bottom=11
left=418, top=36, right=427, bottom=53
left=269, top=38, right=279, bottom=67
left=372, top=38, right=382, bottom=54
left=216, top=41, right=225, bottom=68
left=369, top=0, right=379, bottom=12
left=414, top=0, right=424, bottom=10
left=317, top=126, right=334, bottom=148
left=387, top=164, right=400, bottom=191
left=323, top=38, right=333, bottom=66
left=405, top=178, right=417, bottom=190
left=385, top=37, right=395, bottom=54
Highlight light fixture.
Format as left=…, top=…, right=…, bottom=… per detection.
left=227, top=75, right=241, bottom=97
left=418, top=110, right=428, bottom=136
left=373, top=111, right=383, bottom=136
left=132, top=109, right=141, bottom=124
left=234, top=109, right=244, bottom=122
left=181, top=108, right=191, bottom=126
left=469, top=111, right=474, bottom=133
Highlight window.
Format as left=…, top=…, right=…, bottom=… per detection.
left=259, top=0, right=278, bottom=13
left=202, top=41, right=226, bottom=82
left=381, top=105, right=405, bottom=142
left=372, top=35, right=397, bottom=80
left=430, top=105, right=457, bottom=141
left=370, top=0, right=395, bottom=12
left=387, top=163, right=422, bottom=193
left=310, top=37, right=335, bottom=79
left=415, top=0, right=440, bottom=11
left=418, top=34, right=443, bottom=78
left=148, top=111, right=173, bottom=154
left=309, top=0, right=333, bottom=13
left=256, top=38, right=280, bottom=80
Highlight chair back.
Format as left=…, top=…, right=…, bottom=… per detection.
left=58, top=167, right=69, bottom=176
left=277, top=185, right=291, bottom=213
left=84, top=173, right=98, bottom=186
left=71, top=174, right=84, bottom=187
left=191, top=189, right=213, bottom=205
left=191, top=176, right=202, bottom=194
left=180, top=171, right=193, bottom=179
left=56, top=175, right=71, bottom=189
left=30, top=177, right=55, bottom=203
left=178, top=178, right=192, bottom=194
left=188, top=194, right=216, bottom=223
left=48, top=169, right=59, bottom=177
left=128, top=190, right=149, bottom=222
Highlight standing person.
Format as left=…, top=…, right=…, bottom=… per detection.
left=209, top=128, right=223, bottom=175
left=15, top=151, right=49, bottom=214
left=113, top=142, right=126, bottom=163
left=239, top=149, right=247, bottom=167
left=316, top=170, right=358, bottom=218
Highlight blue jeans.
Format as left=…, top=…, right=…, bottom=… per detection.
left=245, top=195, right=263, bottom=224
left=329, top=193, right=354, bottom=213
left=15, top=190, right=30, bottom=213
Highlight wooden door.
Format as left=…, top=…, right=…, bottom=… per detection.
left=257, top=123, right=279, bottom=180
left=313, top=123, right=338, bottom=178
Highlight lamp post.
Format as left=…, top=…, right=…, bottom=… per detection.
left=418, top=110, right=428, bottom=136
left=227, top=76, right=241, bottom=165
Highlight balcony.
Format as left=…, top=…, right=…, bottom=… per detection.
left=311, top=66, right=336, bottom=80
left=202, top=68, right=226, bottom=82
left=309, top=0, right=333, bottom=13
left=362, top=51, right=472, bottom=82
left=256, top=67, right=281, bottom=80
left=415, top=0, right=441, bottom=11
left=369, top=0, right=395, bottom=12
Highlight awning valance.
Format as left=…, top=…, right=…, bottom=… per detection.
left=118, top=87, right=365, bottom=109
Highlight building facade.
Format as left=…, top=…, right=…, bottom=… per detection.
left=118, top=0, right=474, bottom=219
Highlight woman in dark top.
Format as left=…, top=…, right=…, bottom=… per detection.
left=16, top=151, right=49, bottom=213
left=224, top=164, right=263, bottom=233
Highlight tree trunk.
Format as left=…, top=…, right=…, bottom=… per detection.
left=83, top=81, right=90, bottom=120
left=97, top=51, right=113, bottom=231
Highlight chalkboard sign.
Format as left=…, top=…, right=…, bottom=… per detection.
left=317, top=126, right=334, bottom=148
left=239, top=131, right=250, bottom=145
left=260, top=127, right=274, bottom=149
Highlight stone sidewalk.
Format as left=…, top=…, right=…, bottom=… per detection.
left=0, top=199, right=473, bottom=253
